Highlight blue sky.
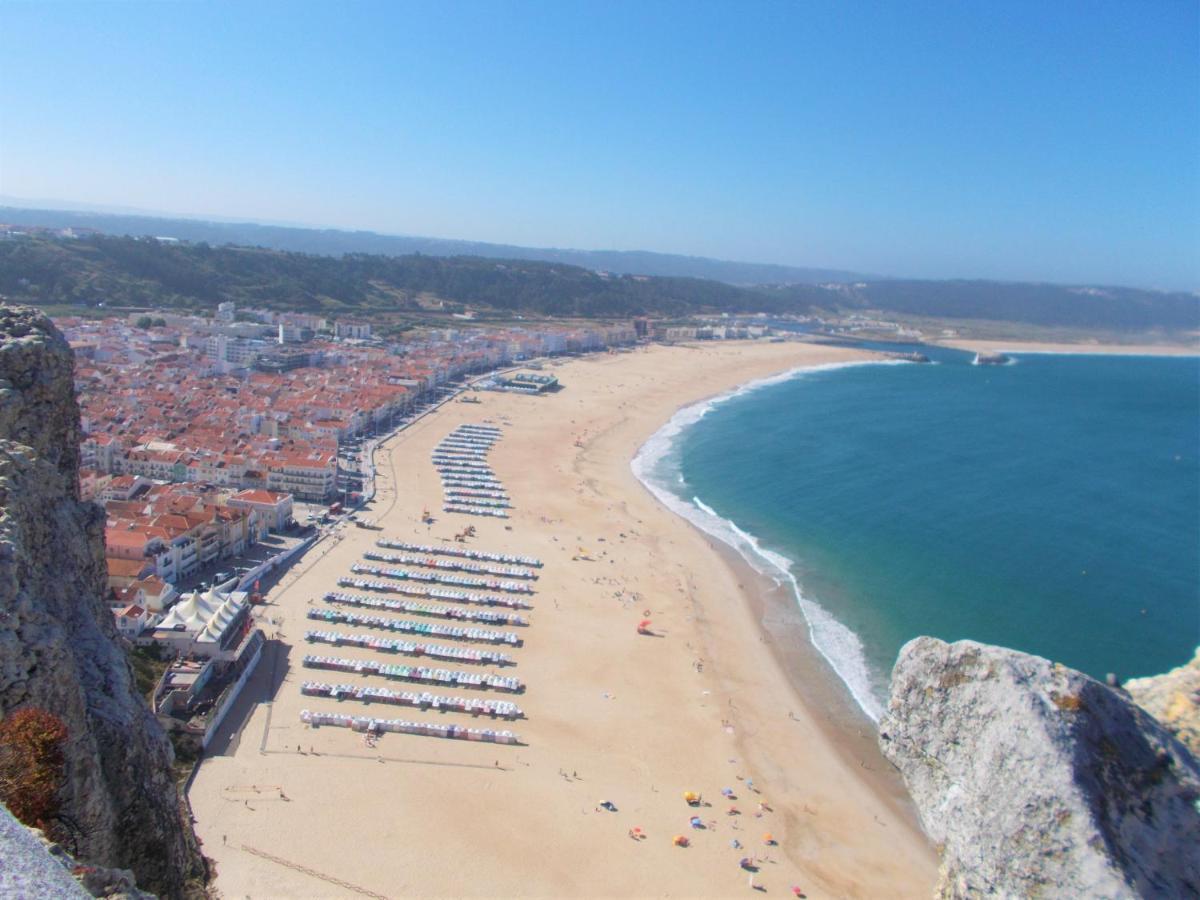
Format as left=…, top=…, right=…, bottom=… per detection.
left=1, top=1, right=1197, bottom=289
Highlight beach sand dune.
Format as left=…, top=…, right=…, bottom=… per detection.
left=189, top=341, right=937, bottom=898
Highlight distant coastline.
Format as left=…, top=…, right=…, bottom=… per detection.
left=937, top=337, right=1200, bottom=357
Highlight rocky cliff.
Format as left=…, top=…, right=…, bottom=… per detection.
left=0, top=306, right=201, bottom=897
left=1125, top=648, right=1200, bottom=759
left=879, top=637, right=1200, bottom=899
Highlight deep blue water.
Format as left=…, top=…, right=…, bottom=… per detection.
left=634, top=349, right=1200, bottom=719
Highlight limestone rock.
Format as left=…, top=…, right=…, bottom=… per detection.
left=1, top=802, right=158, bottom=898
left=0, top=306, right=201, bottom=897
left=879, top=637, right=1200, bottom=899
left=0, top=801, right=90, bottom=898
left=1125, top=648, right=1200, bottom=759
left=0, top=305, right=82, bottom=486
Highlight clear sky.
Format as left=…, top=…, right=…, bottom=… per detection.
left=1, top=1, right=1197, bottom=289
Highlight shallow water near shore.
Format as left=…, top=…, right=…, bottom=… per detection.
left=636, top=348, right=1200, bottom=718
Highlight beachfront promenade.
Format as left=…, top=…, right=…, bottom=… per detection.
left=187, top=341, right=938, bottom=898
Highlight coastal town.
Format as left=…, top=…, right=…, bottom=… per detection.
left=22, top=296, right=1187, bottom=900
left=2, top=3, right=1197, bottom=896
left=57, top=305, right=798, bottom=758
left=43, top=302, right=948, bottom=897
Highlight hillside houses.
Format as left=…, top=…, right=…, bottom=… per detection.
left=54, top=314, right=638, bottom=634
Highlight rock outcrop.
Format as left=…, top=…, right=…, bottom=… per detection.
left=974, top=351, right=1010, bottom=366
left=0, top=801, right=90, bottom=898
left=879, top=637, right=1200, bottom=899
left=1, top=801, right=155, bottom=899
left=0, top=306, right=201, bottom=897
left=1125, top=648, right=1200, bottom=759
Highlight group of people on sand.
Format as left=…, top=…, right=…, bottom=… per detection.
left=591, top=777, right=803, bottom=893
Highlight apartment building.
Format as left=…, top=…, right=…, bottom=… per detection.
left=264, top=448, right=336, bottom=500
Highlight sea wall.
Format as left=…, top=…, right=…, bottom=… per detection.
left=879, top=636, right=1200, bottom=898
left=0, top=306, right=201, bottom=897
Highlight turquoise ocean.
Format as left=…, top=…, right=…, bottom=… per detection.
left=631, top=347, right=1200, bottom=721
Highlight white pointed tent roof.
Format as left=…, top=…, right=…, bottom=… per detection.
left=155, top=580, right=249, bottom=646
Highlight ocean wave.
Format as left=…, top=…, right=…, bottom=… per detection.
left=631, top=360, right=903, bottom=723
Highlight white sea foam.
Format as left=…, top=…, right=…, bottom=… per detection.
left=631, top=360, right=905, bottom=723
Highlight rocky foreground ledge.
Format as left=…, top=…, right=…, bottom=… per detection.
left=1126, top=648, right=1200, bottom=759
left=880, top=637, right=1200, bottom=899
left=0, top=306, right=201, bottom=896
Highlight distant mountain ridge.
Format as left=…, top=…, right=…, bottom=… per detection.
left=0, top=231, right=1196, bottom=330
left=0, top=204, right=865, bottom=285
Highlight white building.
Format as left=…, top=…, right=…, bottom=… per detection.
left=206, top=335, right=264, bottom=373
left=226, top=488, right=294, bottom=534
left=151, top=581, right=252, bottom=659
left=335, top=321, right=373, bottom=340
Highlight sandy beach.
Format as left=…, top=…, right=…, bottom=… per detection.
left=188, top=340, right=938, bottom=899
left=939, top=338, right=1199, bottom=356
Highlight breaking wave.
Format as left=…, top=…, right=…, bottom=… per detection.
left=631, top=361, right=908, bottom=723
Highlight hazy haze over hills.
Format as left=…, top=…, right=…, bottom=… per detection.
left=0, top=204, right=867, bottom=286
left=2, top=229, right=1196, bottom=331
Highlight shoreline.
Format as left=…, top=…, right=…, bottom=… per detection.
left=189, top=339, right=937, bottom=898
left=629, top=358, right=914, bottom=723
left=702, top=535, right=922, bottom=823
left=625, top=356, right=924, bottom=827
left=937, top=337, right=1199, bottom=357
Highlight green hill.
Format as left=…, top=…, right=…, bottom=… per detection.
left=0, top=233, right=1196, bottom=331
left=0, top=234, right=785, bottom=318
